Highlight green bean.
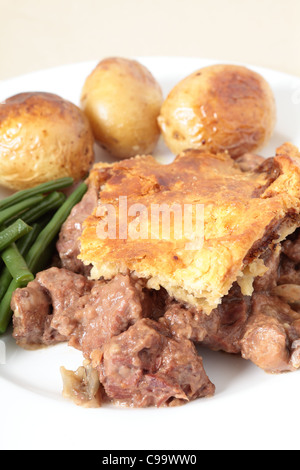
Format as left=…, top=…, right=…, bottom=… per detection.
left=1, top=244, right=34, bottom=284
left=0, top=267, right=13, bottom=302
left=25, top=183, right=88, bottom=275
left=0, top=177, right=74, bottom=211
left=0, top=224, right=42, bottom=302
left=17, top=223, right=43, bottom=256
left=0, top=219, right=32, bottom=252
left=23, top=192, right=66, bottom=224
left=6, top=191, right=66, bottom=226
left=0, top=279, right=20, bottom=334
left=0, top=194, right=44, bottom=226
left=0, top=183, right=87, bottom=334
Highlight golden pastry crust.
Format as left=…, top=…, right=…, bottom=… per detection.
left=80, top=144, right=300, bottom=313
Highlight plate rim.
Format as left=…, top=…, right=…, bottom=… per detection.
left=1, top=55, right=300, bottom=87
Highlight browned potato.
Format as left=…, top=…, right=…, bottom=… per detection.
left=158, top=64, right=276, bottom=159
left=81, top=57, right=163, bottom=160
left=0, top=92, right=95, bottom=190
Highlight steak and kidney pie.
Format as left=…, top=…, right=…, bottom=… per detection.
left=11, top=142, right=300, bottom=408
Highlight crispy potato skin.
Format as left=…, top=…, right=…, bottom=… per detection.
left=158, top=64, right=276, bottom=159
left=81, top=57, right=163, bottom=160
left=0, top=92, right=95, bottom=190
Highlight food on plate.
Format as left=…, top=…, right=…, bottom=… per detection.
left=91, top=318, right=215, bottom=407
left=0, top=177, right=73, bottom=211
left=158, top=64, right=276, bottom=159
left=61, top=361, right=103, bottom=408
left=10, top=142, right=300, bottom=409
left=0, top=219, right=33, bottom=252
left=12, top=267, right=215, bottom=406
left=80, top=145, right=299, bottom=314
left=78, top=142, right=300, bottom=373
left=80, top=57, right=163, bottom=159
left=0, top=92, right=95, bottom=190
left=56, top=179, right=99, bottom=275
left=3, top=59, right=300, bottom=410
left=0, top=178, right=87, bottom=334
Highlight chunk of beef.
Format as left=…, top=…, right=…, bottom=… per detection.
left=56, top=184, right=98, bottom=274
left=36, top=267, right=93, bottom=314
left=253, top=246, right=281, bottom=292
left=278, top=229, right=300, bottom=285
left=281, top=231, right=300, bottom=264
left=278, top=255, right=300, bottom=285
left=12, top=280, right=61, bottom=347
left=241, top=293, right=300, bottom=373
left=12, top=268, right=148, bottom=354
left=53, top=274, right=147, bottom=357
left=162, top=303, right=208, bottom=344
left=163, top=247, right=300, bottom=373
left=202, top=290, right=250, bottom=353
left=12, top=268, right=93, bottom=347
left=91, top=318, right=215, bottom=407
left=144, top=287, right=169, bottom=321
left=163, top=283, right=249, bottom=354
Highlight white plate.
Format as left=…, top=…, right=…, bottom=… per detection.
left=1, top=57, right=300, bottom=451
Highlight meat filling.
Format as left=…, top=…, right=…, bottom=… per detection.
left=10, top=165, right=300, bottom=407
left=53, top=274, right=149, bottom=357
left=163, top=232, right=300, bottom=373
left=11, top=227, right=300, bottom=407
left=12, top=268, right=93, bottom=347
left=12, top=268, right=149, bottom=352
left=241, top=294, right=300, bottom=372
left=12, top=267, right=214, bottom=407
left=56, top=184, right=99, bottom=275
left=162, top=283, right=249, bottom=354
left=91, top=319, right=215, bottom=407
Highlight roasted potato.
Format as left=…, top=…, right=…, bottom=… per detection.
left=0, top=92, right=95, bottom=190
left=158, top=64, right=276, bottom=159
left=81, top=57, right=163, bottom=160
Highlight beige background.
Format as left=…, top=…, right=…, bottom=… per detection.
left=0, top=0, right=299, bottom=81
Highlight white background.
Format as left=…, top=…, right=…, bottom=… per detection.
left=0, top=0, right=299, bottom=80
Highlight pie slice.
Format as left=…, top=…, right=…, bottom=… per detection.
left=79, top=143, right=300, bottom=314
